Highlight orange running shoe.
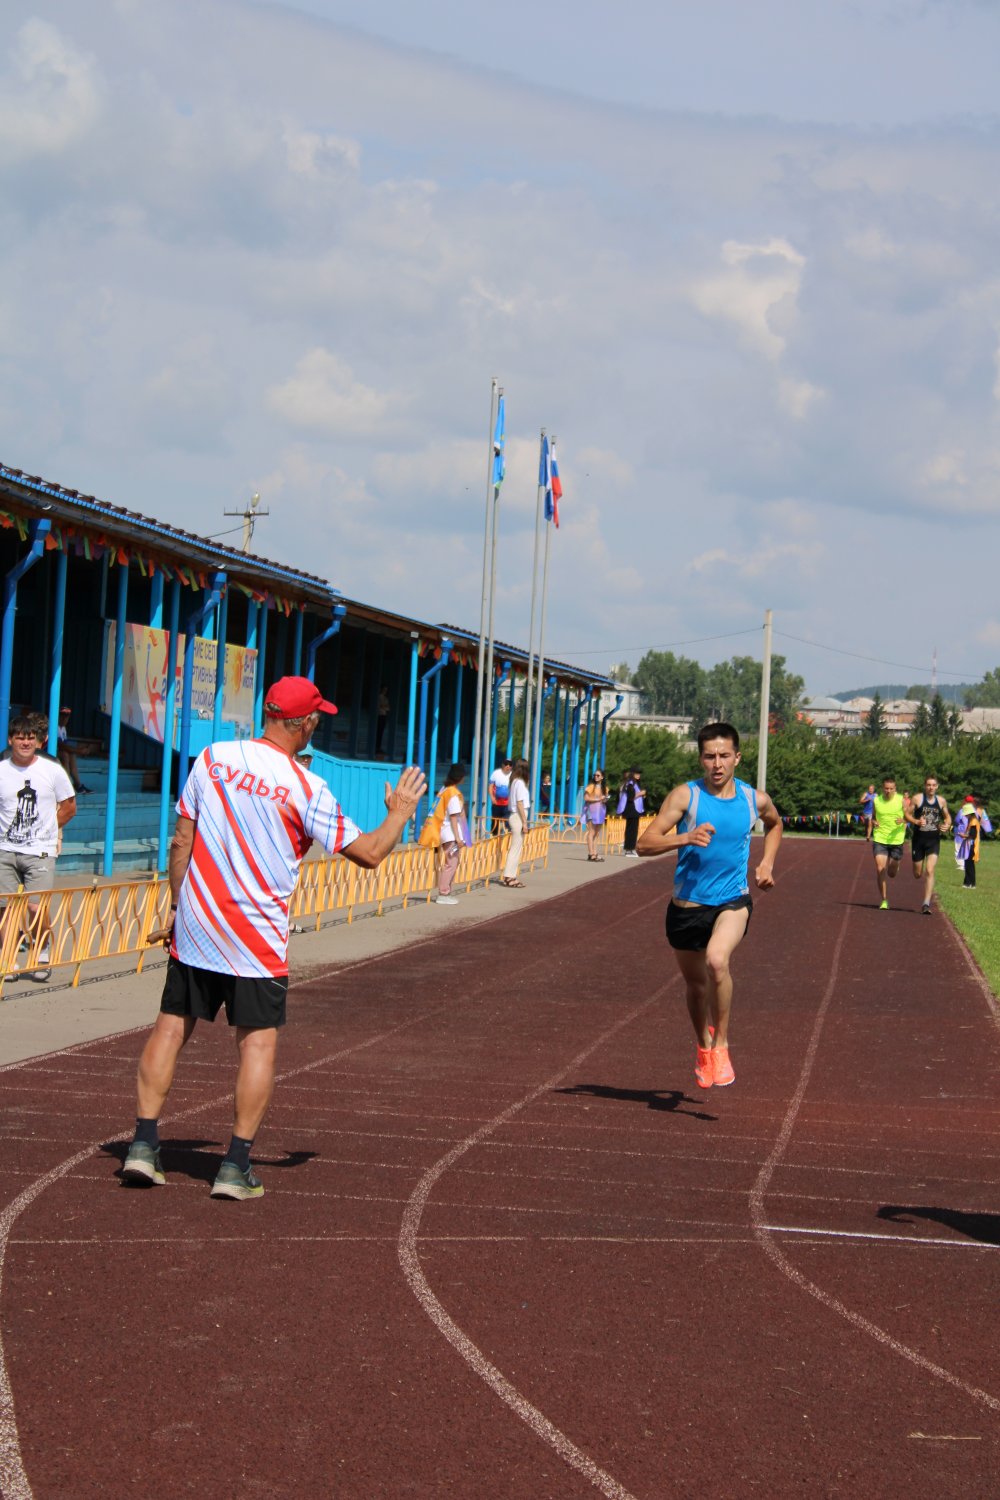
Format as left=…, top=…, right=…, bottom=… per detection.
left=712, top=1046, right=735, bottom=1086
left=695, top=1046, right=714, bottom=1089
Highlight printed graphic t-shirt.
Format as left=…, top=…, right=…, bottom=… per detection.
left=172, top=740, right=361, bottom=978
left=0, top=755, right=75, bottom=857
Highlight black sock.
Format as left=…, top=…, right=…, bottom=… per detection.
left=224, top=1135, right=253, bottom=1173
left=134, top=1117, right=159, bottom=1148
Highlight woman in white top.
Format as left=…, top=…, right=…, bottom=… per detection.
left=435, top=762, right=468, bottom=905
left=501, top=757, right=531, bottom=887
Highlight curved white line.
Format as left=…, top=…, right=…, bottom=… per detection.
left=398, top=989, right=674, bottom=1500
left=748, top=862, right=1000, bottom=1414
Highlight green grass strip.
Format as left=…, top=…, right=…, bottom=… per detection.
left=937, top=841, right=1000, bottom=999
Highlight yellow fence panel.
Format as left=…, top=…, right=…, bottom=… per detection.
left=1, top=826, right=552, bottom=996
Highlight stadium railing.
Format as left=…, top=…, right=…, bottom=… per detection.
left=0, top=825, right=551, bottom=995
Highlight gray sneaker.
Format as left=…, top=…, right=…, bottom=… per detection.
left=122, top=1141, right=165, bottom=1186
left=210, top=1161, right=264, bottom=1201
left=435, top=895, right=459, bottom=905
left=30, top=944, right=51, bottom=983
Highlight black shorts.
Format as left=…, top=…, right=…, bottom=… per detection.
left=160, top=957, right=287, bottom=1029
left=665, top=894, right=753, bottom=952
left=911, top=832, right=941, bottom=862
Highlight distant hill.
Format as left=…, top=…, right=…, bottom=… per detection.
left=830, top=683, right=971, bottom=705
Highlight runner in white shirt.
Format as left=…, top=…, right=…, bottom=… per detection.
left=122, top=676, right=426, bottom=1201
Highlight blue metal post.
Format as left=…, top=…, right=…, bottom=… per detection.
left=212, top=583, right=229, bottom=741
left=416, top=640, right=453, bottom=822
left=149, top=572, right=164, bottom=629
left=404, top=635, right=419, bottom=767
left=558, top=685, right=571, bottom=815
left=505, top=671, right=516, bottom=761
left=451, top=659, right=463, bottom=763
left=102, top=560, right=129, bottom=878
left=568, top=693, right=586, bottom=821
left=0, top=518, right=51, bottom=739
left=306, top=602, right=346, bottom=682
left=549, top=683, right=562, bottom=820
left=292, top=608, right=304, bottom=675
left=254, top=602, right=268, bottom=737
left=600, top=693, right=624, bottom=770
left=46, top=548, right=68, bottom=755
left=157, top=578, right=182, bottom=871
left=179, top=572, right=225, bottom=789
left=489, top=661, right=511, bottom=781
left=534, top=674, right=556, bottom=808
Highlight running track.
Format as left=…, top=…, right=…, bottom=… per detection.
left=1, top=841, right=998, bottom=1499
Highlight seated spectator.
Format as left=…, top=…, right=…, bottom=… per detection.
left=57, top=707, right=91, bottom=794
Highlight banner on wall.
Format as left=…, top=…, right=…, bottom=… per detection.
left=104, top=623, right=257, bottom=744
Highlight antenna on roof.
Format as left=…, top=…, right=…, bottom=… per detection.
left=224, top=492, right=269, bottom=553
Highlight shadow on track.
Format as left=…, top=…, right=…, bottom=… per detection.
left=555, top=1083, right=717, bottom=1122
left=101, top=1139, right=318, bottom=1185
left=877, top=1203, right=1000, bottom=1246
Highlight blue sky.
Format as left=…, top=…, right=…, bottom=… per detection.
left=2, top=0, right=1000, bottom=696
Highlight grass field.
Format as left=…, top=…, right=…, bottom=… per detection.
left=936, top=839, right=1000, bottom=999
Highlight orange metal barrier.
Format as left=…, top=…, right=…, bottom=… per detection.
left=0, top=826, right=550, bottom=993
left=538, top=813, right=653, bottom=853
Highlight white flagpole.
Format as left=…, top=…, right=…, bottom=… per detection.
left=471, top=378, right=498, bottom=830
left=530, top=504, right=551, bottom=799
left=479, top=390, right=504, bottom=835
left=756, top=607, right=773, bottom=828
left=522, top=428, right=546, bottom=757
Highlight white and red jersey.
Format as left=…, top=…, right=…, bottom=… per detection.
left=172, top=740, right=361, bottom=978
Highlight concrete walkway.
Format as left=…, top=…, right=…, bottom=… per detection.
left=0, top=841, right=637, bottom=1067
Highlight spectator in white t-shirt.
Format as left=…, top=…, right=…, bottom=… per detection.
left=434, top=762, right=468, bottom=906
left=0, top=713, right=77, bottom=980
left=501, top=757, right=531, bottom=887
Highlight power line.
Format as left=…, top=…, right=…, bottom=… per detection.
left=773, top=630, right=980, bottom=680
left=554, top=628, right=761, bottom=658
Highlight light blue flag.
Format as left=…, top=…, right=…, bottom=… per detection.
left=492, top=394, right=506, bottom=490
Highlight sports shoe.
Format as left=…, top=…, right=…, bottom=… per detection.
left=30, top=944, right=51, bottom=983
left=695, top=1046, right=713, bottom=1089
left=712, top=1046, right=735, bottom=1086
left=122, top=1141, right=165, bottom=1186
left=922, top=902, right=932, bottom=915
left=624, top=850, right=640, bottom=859
left=879, top=900, right=889, bottom=910
left=435, top=895, right=459, bottom=905
left=210, top=1161, right=264, bottom=1201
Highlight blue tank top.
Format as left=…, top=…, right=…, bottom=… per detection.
left=674, top=778, right=758, bottom=905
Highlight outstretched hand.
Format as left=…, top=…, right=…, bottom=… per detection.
left=385, top=765, right=428, bottom=819
left=687, top=822, right=715, bottom=848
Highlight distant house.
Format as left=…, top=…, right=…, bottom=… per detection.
left=958, top=707, right=1000, bottom=734
left=800, top=696, right=923, bottom=737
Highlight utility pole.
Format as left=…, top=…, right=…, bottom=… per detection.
left=756, top=608, right=773, bottom=816
left=224, top=493, right=269, bottom=553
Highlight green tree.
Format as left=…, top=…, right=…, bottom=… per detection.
left=863, top=692, right=887, bottom=738
left=929, top=692, right=951, bottom=742
left=965, top=667, right=1000, bottom=708
left=633, top=651, right=704, bottom=716
left=911, top=701, right=931, bottom=736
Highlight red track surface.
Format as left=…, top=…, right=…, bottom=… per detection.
left=2, top=841, right=999, bottom=1499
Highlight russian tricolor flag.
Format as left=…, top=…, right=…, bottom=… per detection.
left=547, top=439, right=562, bottom=528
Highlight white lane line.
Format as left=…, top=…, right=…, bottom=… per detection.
left=748, top=862, right=1000, bottom=1414
left=0, top=997, right=456, bottom=1500
left=760, top=1223, right=999, bottom=1250
left=398, top=987, right=673, bottom=1500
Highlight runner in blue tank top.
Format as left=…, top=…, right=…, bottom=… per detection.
left=637, top=722, right=782, bottom=1090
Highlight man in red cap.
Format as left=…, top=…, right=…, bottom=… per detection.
left=122, top=675, right=426, bottom=1200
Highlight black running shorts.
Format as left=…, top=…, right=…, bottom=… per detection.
left=160, top=956, right=287, bottom=1028
left=665, top=894, right=753, bottom=952
left=911, top=832, right=941, bottom=863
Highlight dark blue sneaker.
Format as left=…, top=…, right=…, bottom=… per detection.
left=210, top=1161, right=264, bottom=1200
left=122, top=1141, right=165, bottom=1186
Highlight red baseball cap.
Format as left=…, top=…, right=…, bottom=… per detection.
left=264, top=676, right=337, bottom=718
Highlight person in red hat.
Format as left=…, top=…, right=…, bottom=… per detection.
left=122, top=675, right=426, bottom=1201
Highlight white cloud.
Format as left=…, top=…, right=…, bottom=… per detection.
left=0, top=20, right=100, bottom=160
left=690, top=238, right=805, bottom=360
left=266, top=349, right=399, bottom=437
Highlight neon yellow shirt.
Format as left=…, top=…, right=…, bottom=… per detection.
left=873, top=792, right=905, bottom=846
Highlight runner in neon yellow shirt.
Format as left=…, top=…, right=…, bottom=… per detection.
left=872, top=775, right=905, bottom=909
